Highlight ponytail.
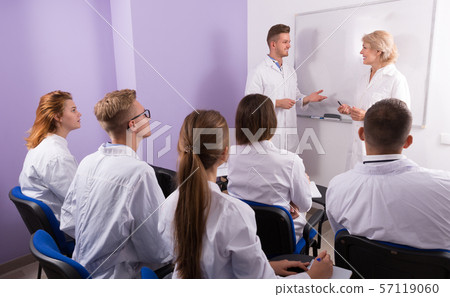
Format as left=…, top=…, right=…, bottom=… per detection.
left=174, top=110, right=228, bottom=278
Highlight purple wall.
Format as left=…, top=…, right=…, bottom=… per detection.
left=130, top=0, right=247, bottom=169
left=0, top=0, right=247, bottom=265
left=0, top=0, right=116, bottom=264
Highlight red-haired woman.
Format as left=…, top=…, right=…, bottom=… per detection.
left=19, top=90, right=81, bottom=221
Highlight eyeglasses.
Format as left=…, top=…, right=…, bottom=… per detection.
left=130, top=109, right=151, bottom=121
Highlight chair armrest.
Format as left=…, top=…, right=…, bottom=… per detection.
left=303, top=208, right=324, bottom=241
left=154, top=263, right=175, bottom=279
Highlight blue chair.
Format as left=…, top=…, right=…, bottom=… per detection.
left=141, top=267, right=159, bottom=279
left=30, top=230, right=90, bottom=279
left=334, top=229, right=450, bottom=279
left=240, top=199, right=323, bottom=258
left=9, top=186, right=75, bottom=278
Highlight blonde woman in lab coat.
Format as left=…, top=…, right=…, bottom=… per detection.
left=338, top=30, right=410, bottom=170
left=19, top=90, right=81, bottom=221
left=158, top=110, right=332, bottom=279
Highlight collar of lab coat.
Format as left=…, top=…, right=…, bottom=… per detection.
left=46, top=133, right=68, bottom=146
left=354, top=154, right=419, bottom=175
left=372, top=63, right=397, bottom=77
left=362, top=153, right=404, bottom=163
left=208, top=180, right=221, bottom=193
left=98, top=143, right=140, bottom=160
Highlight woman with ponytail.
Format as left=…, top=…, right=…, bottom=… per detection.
left=19, top=90, right=81, bottom=221
left=159, top=110, right=332, bottom=279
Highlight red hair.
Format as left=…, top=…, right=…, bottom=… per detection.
left=25, top=91, right=72, bottom=149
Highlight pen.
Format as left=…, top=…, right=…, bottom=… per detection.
left=338, top=100, right=342, bottom=106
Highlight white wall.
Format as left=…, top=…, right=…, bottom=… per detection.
left=248, top=0, right=450, bottom=186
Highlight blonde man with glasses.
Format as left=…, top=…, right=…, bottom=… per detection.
left=61, top=89, right=171, bottom=278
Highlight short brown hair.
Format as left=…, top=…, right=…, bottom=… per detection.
left=364, top=98, right=412, bottom=152
left=235, top=94, right=277, bottom=145
left=362, top=30, right=398, bottom=64
left=94, top=89, right=136, bottom=136
left=267, top=24, right=290, bottom=48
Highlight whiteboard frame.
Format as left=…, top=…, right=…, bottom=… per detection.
left=294, top=0, right=437, bottom=129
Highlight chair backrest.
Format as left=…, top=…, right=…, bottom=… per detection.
left=30, top=230, right=90, bottom=279
left=141, top=267, right=159, bottom=279
left=150, top=165, right=177, bottom=198
left=240, top=199, right=296, bottom=257
left=335, top=229, right=450, bottom=279
left=9, top=186, right=74, bottom=255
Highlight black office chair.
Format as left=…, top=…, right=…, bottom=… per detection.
left=30, top=230, right=90, bottom=279
left=240, top=199, right=324, bottom=259
left=9, top=186, right=74, bottom=278
left=312, top=184, right=328, bottom=249
left=150, top=165, right=177, bottom=198
left=334, top=229, right=450, bottom=279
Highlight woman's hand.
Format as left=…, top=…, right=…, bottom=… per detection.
left=306, top=250, right=333, bottom=279
left=350, top=107, right=366, bottom=121
left=337, top=104, right=351, bottom=115
left=269, top=259, right=310, bottom=276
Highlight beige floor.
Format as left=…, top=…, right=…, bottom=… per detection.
left=0, top=261, right=47, bottom=279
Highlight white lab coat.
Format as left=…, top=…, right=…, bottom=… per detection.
left=60, top=144, right=171, bottom=279
left=246, top=56, right=307, bottom=152
left=158, top=181, right=310, bottom=279
left=19, top=134, right=77, bottom=221
left=227, top=141, right=312, bottom=241
left=347, top=64, right=411, bottom=169
left=326, top=154, right=450, bottom=250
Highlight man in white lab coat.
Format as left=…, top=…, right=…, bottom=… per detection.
left=246, top=24, right=327, bottom=152
left=61, top=89, right=171, bottom=278
left=326, top=99, right=450, bottom=250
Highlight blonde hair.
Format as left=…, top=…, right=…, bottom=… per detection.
left=25, top=91, right=73, bottom=149
left=362, top=30, right=398, bottom=64
left=94, top=89, right=136, bottom=136
left=174, top=110, right=229, bottom=278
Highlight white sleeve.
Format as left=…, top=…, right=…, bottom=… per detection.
left=60, top=177, right=78, bottom=237
left=391, top=75, right=411, bottom=109
left=290, top=157, right=312, bottom=212
left=42, top=154, right=77, bottom=204
left=245, top=68, right=264, bottom=96
left=325, top=181, right=345, bottom=235
left=129, top=167, right=173, bottom=265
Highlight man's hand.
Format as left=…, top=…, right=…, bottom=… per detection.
left=289, top=201, right=300, bottom=219
left=276, top=98, right=296, bottom=109
left=303, top=90, right=327, bottom=105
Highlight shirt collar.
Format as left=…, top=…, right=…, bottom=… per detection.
left=265, top=55, right=283, bottom=71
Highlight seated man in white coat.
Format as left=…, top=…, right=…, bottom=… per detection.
left=326, top=98, right=450, bottom=250
left=60, top=89, right=171, bottom=278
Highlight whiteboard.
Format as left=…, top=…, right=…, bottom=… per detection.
left=295, top=0, right=436, bottom=127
